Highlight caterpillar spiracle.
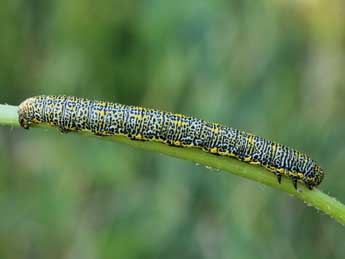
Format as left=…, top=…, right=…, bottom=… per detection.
left=18, top=95, right=324, bottom=190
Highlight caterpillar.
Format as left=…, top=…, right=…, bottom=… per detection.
left=18, top=95, right=324, bottom=190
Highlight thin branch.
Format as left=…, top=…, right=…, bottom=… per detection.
left=1, top=103, right=345, bottom=225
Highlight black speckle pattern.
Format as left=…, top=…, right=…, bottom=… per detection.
left=18, top=95, right=324, bottom=190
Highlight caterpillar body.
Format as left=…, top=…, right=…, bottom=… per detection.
left=18, top=95, right=324, bottom=189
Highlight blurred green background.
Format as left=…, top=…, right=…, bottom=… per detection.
left=1, top=0, right=345, bottom=258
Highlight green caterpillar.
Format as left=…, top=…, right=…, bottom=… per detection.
left=18, top=95, right=324, bottom=189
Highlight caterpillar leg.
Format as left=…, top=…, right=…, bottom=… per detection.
left=304, top=182, right=313, bottom=190
left=275, top=172, right=282, bottom=184
left=291, top=177, right=298, bottom=190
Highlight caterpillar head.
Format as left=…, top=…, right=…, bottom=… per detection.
left=18, top=96, right=44, bottom=129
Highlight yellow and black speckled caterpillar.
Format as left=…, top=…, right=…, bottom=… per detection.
left=18, top=95, right=324, bottom=190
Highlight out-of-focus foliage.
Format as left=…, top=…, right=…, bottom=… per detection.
left=0, top=0, right=345, bottom=258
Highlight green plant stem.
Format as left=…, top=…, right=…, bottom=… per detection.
left=1, top=103, right=345, bottom=225
left=0, top=104, right=19, bottom=126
